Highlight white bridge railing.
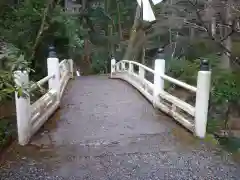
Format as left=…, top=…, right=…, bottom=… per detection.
left=110, top=54, right=211, bottom=138
left=14, top=46, right=73, bottom=145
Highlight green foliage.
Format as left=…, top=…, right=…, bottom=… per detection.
left=0, top=0, right=84, bottom=70
left=184, top=40, right=220, bottom=61
left=166, top=56, right=200, bottom=85
left=211, top=71, right=240, bottom=104
left=0, top=43, right=31, bottom=102
left=0, top=71, right=15, bottom=102
left=0, top=0, right=45, bottom=55
left=0, top=0, right=85, bottom=101
left=0, top=117, right=16, bottom=148
left=84, top=0, right=136, bottom=71
left=91, top=51, right=108, bottom=74
left=51, top=6, right=85, bottom=56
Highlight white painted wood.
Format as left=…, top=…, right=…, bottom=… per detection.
left=111, top=58, right=116, bottom=77
left=155, top=100, right=194, bottom=131
left=68, top=59, right=74, bottom=78
left=159, top=91, right=195, bottom=116
left=139, top=66, right=145, bottom=81
left=30, top=74, right=54, bottom=92
left=60, top=72, right=70, bottom=99
left=122, top=60, right=155, bottom=74
left=128, top=62, right=133, bottom=74
left=153, top=59, right=165, bottom=107
left=59, top=60, right=68, bottom=78
left=47, top=57, right=60, bottom=101
left=31, top=101, right=59, bottom=137
left=59, top=59, right=67, bottom=67
left=76, top=70, right=80, bottom=76
left=121, top=61, right=126, bottom=71
left=161, top=74, right=197, bottom=92
left=143, top=78, right=154, bottom=89
left=30, top=89, right=58, bottom=125
left=116, top=62, right=120, bottom=72
left=14, top=71, right=31, bottom=146
left=195, top=70, right=211, bottom=138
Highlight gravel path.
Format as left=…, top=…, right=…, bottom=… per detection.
left=0, top=75, right=240, bottom=180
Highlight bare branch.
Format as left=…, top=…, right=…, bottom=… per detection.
left=183, top=19, right=207, bottom=31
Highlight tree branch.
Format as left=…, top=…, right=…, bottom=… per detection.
left=186, top=0, right=235, bottom=57
left=30, top=0, right=55, bottom=61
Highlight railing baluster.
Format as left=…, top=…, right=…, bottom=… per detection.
left=111, top=56, right=116, bottom=77
left=122, top=61, right=125, bottom=71
left=139, top=66, right=145, bottom=81
left=129, top=62, right=133, bottom=74
left=68, top=59, right=74, bottom=78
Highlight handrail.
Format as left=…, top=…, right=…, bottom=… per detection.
left=30, top=60, right=68, bottom=92
left=161, top=75, right=197, bottom=93
left=120, top=60, right=155, bottom=74
left=59, top=59, right=67, bottom=67
left=30, top=74, right=55, bottom=91
left=117, top=60, right=197, bottom=93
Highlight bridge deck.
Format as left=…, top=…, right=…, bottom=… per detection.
left=1, top=75, right=240, bottom=179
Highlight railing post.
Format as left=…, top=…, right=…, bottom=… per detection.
left=14, top=70, right=31, bottom=146
left=111, top=56, right=116, bottom=78
left=116, top=62, right=120, bottom=72
left=139, top=67, right=145, bottom=81
left=195, top=59, right=211, bottom=138
left=153, top=51, right=165, bottom=107
left=121, top=61, right=126, bottom=71
left=128, top=62, right=133, bottom=74
left=47, top=46, right=60, bottom=101
left=68, top=59, right=74, bottom=78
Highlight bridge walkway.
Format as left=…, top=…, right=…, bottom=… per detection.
left=0, top=75, right=239, bottom=179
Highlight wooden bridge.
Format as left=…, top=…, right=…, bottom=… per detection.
left=0, top=47, right=240, bottom=179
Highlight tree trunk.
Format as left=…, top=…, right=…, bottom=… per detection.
left=81, top=0, right=91, bottom=73
left=220, top=1, right=232, bottom=69
left=190, top=27, right=195, bottom=40
left=116, top=0, right=123, bottom=40
left=141, top=32, right=146, bottom=64
left=30, top=0, right=55, bottom=62
left=123, top=5, right=142, bottom=60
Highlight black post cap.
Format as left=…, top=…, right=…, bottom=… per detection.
left=200, top=59, right=210, bottom=71
left=48, top=45, right=57, bottom=58
left=156, top=48, right=164, bottom=59
left=110, top=54, right=115, bottom=59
